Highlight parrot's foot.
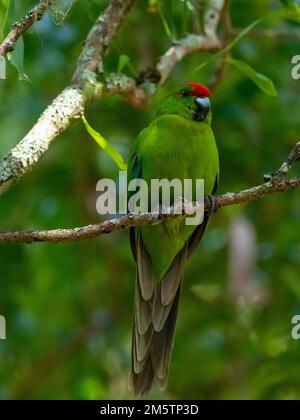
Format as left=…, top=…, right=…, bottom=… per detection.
left=205, top=194, right=218, bottom=215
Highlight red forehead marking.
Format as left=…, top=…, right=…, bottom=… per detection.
left=187, top=82, right=211, bottom=97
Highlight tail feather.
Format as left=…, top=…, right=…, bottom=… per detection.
left=135, top=279, right=152, bottom=335
left=130, top=231, right=187, bottom=396
left=161, top=250, right=186, bottom=305
left=152, top=286, right=174, bottom=332
left=151, top=286, right=181, bottom=382
left=131, top=344, right=154, bottom=394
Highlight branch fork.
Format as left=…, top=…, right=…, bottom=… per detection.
left=0, top=1, right=298, bottom=246
left=264, top=141, right=300, bottom=181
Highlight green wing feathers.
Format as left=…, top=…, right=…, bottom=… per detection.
left=129, top=114, right=219, bottom=396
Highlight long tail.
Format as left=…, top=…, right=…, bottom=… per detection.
left=130, top=232, right=187, bottom=396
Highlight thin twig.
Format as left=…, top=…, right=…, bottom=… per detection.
left=0, top=0, right=54, bottom=58
left=0, top=142, right=299, bottom=245
left=0, top=0, right=137, bottom=196
left=0, top=0, right=224, bottom=197
left=156, top=0, right=224, bottom=85
left=72, top=0, right=138, bottom=89
left=155, top=33, right=222, bottom=85
left=209, top=0, right=231, bottom=92
left=264, top=141, right=300, bottom=181
left=231, top=27, right=300, bottom=41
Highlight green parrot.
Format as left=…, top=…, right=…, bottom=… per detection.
left=128, top=82, right=219, bottom=396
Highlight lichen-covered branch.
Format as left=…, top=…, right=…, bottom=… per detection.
left=0, top=141, right=299, bottom=245
left=204, top=0, right=226, bottom=36
left=155, top=0, right=225, bottom=85
left=0, top=0, right=54, bottom=58
left=100, top=0, right=226, bottom=103
left=155, top=34, right=222, bottom=85
left=0, top=0, right=137, bottom=195
left=209, top=0, right=232, bottom=91
left=0, top=178, right=298, bottom=245
left=0, top=0, right=224, bottom=195
left=0, top=87, right=84, bottom=195
left=264, top=141, right=300, bottom=181
left=72, top=0, right=138, bottom=90
left=105, top=73, right=150, bottom=108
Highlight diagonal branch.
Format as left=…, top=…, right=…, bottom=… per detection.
left=0, top=0, right=54, bottom=58
left=0, top=0, right=137, bottom=196
left=3, top=0, right=297, bottom=207
left=264, top=141, right=300, bottom=180
left=155, top=33, right=222, bottom=85
left=204, top=0, right=226, bottom=36
left=0, top=0, right=225, bottom=197
left=0, top=86, right=84, bottom=195
left=0, top=141, right=299, bottom=245
left=209, top=0, right=232, bottom=91
left=72, top=0, right=138, bottom=89
left=0, top=178, right=298, bottom=245
left=155, top=0, right=224, bottom=85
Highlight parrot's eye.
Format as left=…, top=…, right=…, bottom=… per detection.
left=180, top=90, right=191, bottom=97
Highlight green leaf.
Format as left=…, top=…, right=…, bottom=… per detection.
left=82, top=116, right=127, bottom=171
left=228, top=58, right=278, bottom=97
left=221, top=19, right=262, bottom=56
left=3, top=0, right=30, bottom=82
left=8, top=36, right=30, bottom=82
left=195, top=8, right=298, bottom=74
left=156, top=0, right=173, bottom=40
left=117, top=54, right=130, bottom=73
left=1, top=0, right=11, bottom=40
left=195, top=18, right=261, bottom=73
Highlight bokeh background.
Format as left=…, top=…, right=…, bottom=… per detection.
left=0, top=0, right=300, bottom=400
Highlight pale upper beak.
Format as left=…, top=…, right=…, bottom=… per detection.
left=193, top=97, right=211, bottom=121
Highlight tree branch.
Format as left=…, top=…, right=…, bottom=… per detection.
left=0, top=0, right=54, bottom=58
left=204, top=0, right=226, bottom=36
left=0, top=86, right=84, bottom=195
left=155, top=0, right=224, bottom=85
left=155, top=33, right=222, bottom=86
left=0, top=142, right=299, bottom=245
left=209, top=0, right=231, bottom=91
left=72, top=0, right=138, bottom=89
left=0, top=0, right=137, bottom=196
left=0, top=0, right=225, bottom=197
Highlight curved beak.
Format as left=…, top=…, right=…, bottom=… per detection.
left=193, top=97, right=211, bottom=121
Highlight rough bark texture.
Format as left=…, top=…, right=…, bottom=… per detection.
left=0, top=176, right=299, bottom=245
left=0, top=0, right=54, bottom=58
left=0, top=0, right=225, bottom=196
left=0, top=87, right=84, bottom=194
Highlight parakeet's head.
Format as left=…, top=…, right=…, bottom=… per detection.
left=158, top=82, right=212, bottom=124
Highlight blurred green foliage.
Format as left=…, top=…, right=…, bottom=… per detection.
left=0, top=0, right=300, bottom=400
